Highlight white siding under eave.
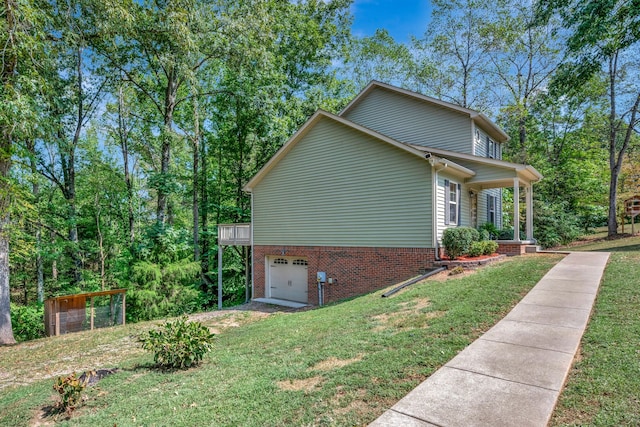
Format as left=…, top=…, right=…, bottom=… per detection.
left=252, top=118, right=433, bottom=248
left=343, top=87, right=474, bottom=154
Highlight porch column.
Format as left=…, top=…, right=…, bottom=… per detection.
left=513, top=178, right=520, bottom=242
left=526, top=184, right=534, bottom=241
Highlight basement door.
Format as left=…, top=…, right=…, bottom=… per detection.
left=268, top=256, right=309, bottom=303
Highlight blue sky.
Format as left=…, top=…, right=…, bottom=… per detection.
left=350, top=0, right=432, bottom=43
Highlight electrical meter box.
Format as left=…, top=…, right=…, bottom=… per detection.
left=316, top=272, right=327, bottom=283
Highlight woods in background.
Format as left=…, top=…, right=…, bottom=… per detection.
left=1, top=0, right=638, bottom=343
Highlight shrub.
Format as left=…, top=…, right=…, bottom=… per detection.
left=10, top=303, right=44, bottom=342
left=53, top=373, right=87, bottom=415
left=478, top=222, right=499, bottom=240
left=139, top=316, right=215, bottom=370
left=482, top=240, right=499, bottom=255
left=533, top=201, right=581, bottom=248
left=497, top=227, right=526, bottom=241
left=467, top=242, right=484, bottom=257
left=442, top=227, right=480, bottom=260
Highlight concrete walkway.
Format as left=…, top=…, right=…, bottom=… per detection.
left=370, top=251, right=610, bottom=427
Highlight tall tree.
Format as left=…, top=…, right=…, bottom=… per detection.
left=1, top=0, right=48, bottom=344
left=412, top=0, right=494, bottom=109
left=487, top=0, right=563, bottom=162
left=537, top=0, right=640, bottom=236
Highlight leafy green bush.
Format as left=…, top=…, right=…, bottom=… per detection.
left=482, top=240, right=499, bottom=255
left=497, top=227, right=526, bottom=241
left=442, top=227, right=480, bottom=259
left=478, top=222, right=499, bottom=240
left=10, top=303, right=44, bottom=342
left=534, top=201, right=581, bottom=248
left=53, top=372, right=87, bottom=415
left=467, top=242, right=484, bottom=257
left=139, top=316, right=215, bottom=370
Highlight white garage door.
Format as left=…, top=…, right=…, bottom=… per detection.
left=268, top=256, right=309, bottom=303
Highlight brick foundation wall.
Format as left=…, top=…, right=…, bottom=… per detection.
left=253, top=245, right=437, bottom=306
left=497, top=241, right=532, bottom=256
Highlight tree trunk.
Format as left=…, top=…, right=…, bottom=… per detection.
left=200, top=132, right=209, bottom=274
left=0, top=215, right=14, bottom=344
left=0, top=0, right=16, bottom=345
left=607, top=54, right=619, bottom=237
left=25, top=140, right=44, bottom=302
left=157, top=68, right=177, bottom=226
left=118, top=83, right=135, bottom=245
left=192, top=95, right=200, bottom=262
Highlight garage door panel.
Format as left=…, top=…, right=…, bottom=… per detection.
left=268, top=257, right=309, bottom=303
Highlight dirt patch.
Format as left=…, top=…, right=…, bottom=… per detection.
left=277, top=376, right=323, bottom=392
left=330, top=388, right=370, bottom=417
left=372, top=298, right=445, bottom=332
left=427, top=269, right=477, bottom=282
left=310, top=355, right=363, bottom=372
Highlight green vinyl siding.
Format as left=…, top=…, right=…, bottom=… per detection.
left=343, top=87, right=474, bottom=154
left=253, top=118, right=433, bottom=247
left=436, top=172, right=471, bottom=243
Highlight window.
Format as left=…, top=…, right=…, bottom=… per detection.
left=292, top=259, right=308, bottom=266
left=486, top=136, right=500, bottom=159
left=486, top=136, right=495, bottom=158
left=273, top=258, right=288, bottom=265
left=444, top=179, right=461, bottom=225
left=487, top=195, right=497, bottom=225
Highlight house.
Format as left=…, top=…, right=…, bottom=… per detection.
left=243, top=81, right=542, bottom=306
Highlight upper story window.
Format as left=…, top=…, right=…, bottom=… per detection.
left=486, top=136, right=499, bottom=159
left=444, top=179, right=460, bottom=225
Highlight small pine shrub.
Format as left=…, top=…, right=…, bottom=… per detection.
left=442, top=227, right=480, bottom=259
left=139, top=316, right=215, bottom=370
left=53, top=373, right=87, bottom=415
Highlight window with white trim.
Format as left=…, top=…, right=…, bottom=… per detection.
left=487, top=195, right=497, bottom=225
left=486, top=136, right=496, bottom=159
left=444, top=179, right=461, bottom=225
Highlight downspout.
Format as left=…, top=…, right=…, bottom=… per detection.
left=430, top=158, right=446, bottom=261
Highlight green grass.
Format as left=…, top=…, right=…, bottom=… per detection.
left=551, top=234, right=640, bottom=426
left=0, top=255, right=561, bottom=426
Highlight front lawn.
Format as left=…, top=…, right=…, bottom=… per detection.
left=0, top=255, right=560, bottom=426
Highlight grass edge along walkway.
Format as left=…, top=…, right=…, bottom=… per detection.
left=551, top=234, right=640, bottom=426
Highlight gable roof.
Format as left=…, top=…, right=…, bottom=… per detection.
left=243, top=110, right=475, bottom=192
left=339, top=81, right=510, bottom=143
